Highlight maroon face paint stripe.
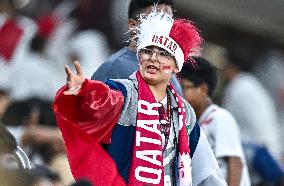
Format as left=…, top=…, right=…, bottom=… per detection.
left=163, top=66, right=171, bottom=70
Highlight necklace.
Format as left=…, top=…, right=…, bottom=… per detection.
left=159, top=91, right=172, bottom=152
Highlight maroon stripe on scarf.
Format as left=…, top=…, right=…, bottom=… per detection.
left=129, top=72, right=192, bottom=185
left=128, top=72, right=164, bottom=185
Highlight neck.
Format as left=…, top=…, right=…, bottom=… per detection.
left=226, top=65, right=240, bottom=81
left=196, top=97, right=212, bottom=119
left=149, top=83, right=168, bottom=102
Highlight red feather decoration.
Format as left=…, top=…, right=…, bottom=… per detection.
left=169, top=19, right=202, bottom=62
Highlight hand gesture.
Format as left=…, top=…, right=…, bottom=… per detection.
left=63, top=61, right=85, bottom=95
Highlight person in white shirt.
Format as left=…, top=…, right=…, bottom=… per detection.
left=179, top=57, right=251, bottom=186
left=222, top=50, right=281, bottom=159
left=222, top=44, right=284, bottom=185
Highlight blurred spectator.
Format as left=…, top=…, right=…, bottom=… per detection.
left=242, top=143, right=284, bottom=186
left=254, top=49, right=284, bottom=152
left=0, top=0, right=36, bottom=88
left=222, top=42, right=284, bottom=185
left=0, top=122, right=33, bottom=186
left=16, top=2, right=120, bottom=184
left=7, top=47, right=59, bottom=101
left=0, top=168, right=36, bottom=186
left=0, top=122, right=17, bottom=155
left=179, top=57, right=251, bottom=186
left=2, top=97, right=74, bottom=185
left=68, top=30, right=109, bottom=78
left=0, top=89, right=10, bottom=121
left=49, top=153, right=75, bottom=185
left=3, top=99, right=52, bottom=163
left=222, top=42, right=281, bottom=159
left=68, top=0, right=114, bottom=49
left=1, top=163, right=60, bottom=186
left=37, top=0, right=110, bottom=80
left=91, top=0, right=183, bottom=96
left=0, top=0, right=36, bottom=63
left=110, top=0, right=131, bottom=48
left=1, top=3, right=78, bottom=182
left=23, top=130, right=74, bottom=185
left=7, top=11, right=65, bottom=102
left=1, top=155, right=62, bottom=186
left=30, top=164, right=63, bottom=186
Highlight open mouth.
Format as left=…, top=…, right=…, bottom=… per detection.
left=146, top=65, right=159, bottom=73
left=147, top=65, right=159, bottom=71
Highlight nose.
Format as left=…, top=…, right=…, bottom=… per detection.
left=149, top=51, right=158, bottom=62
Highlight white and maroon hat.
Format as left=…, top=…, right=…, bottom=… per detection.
left=136, top=11, right=202, bottom=71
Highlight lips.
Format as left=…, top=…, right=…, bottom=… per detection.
left=147, top=65, right=159, bottom=70
left=146, top=65, right=159, bottom=74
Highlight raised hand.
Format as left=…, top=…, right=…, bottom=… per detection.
left=63, top=61, right=85, bottom=95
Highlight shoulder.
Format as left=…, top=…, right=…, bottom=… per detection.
left=106, top=79, right=137, bottom=109
left=227, top=73, right=260, bottom=95
left=110, top=79, right=135, bottom=90
left=93, top=48, right=138, bottom=81
left=213, top=106, right=237, bottom=122
left=98, top=48, right=128, bottom=68
left=105, top=79, right=135, bottom=98
left=209, top=105, right=240, bottom=131
left=107, top=79, right=138, bottom=126
left=105, top=48, right=136, bottom=65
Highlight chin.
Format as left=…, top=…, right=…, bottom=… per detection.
left=142, top=76, right=157, bottom=85
left=144, top=76, right=170, bottom=86
left=140, top=70, right=170, bottom=85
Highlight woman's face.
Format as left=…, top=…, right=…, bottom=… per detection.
left=138, top=46, right=178, bottom=85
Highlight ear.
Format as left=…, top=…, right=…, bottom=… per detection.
left=199, top=83, right=209, bottom=96
left=128, top=18, right=138, bottom=29
left=173, top=68, right=179, bottom=74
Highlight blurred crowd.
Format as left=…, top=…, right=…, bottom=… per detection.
left=1, top=0, right=284, bottom=185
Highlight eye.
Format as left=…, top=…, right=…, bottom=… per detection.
left=159, top=51, right=172, bottom=57
left=140, top=48, right=152, bottom=54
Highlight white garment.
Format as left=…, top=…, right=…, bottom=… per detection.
left=254, top=50, right=284, bottom=153
left=199, top=104, right=251, bottom=186
left=0, top=14, right=36, bottom=90
left=0, top=60, right=11, bottom=90
left=69, top=30, right=109, bottom=78
left=223, top=73, right=281, bottom=158
left=8, top=52, right=60, bottom=101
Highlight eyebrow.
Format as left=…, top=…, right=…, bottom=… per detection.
left=146, top=46, right=167, bottom=52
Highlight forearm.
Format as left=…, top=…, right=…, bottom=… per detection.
left=226, top=156, right=243, bottom=186
left=53, top=79, right=124, bottom=144
left=21, top=126, right=65, bottom=153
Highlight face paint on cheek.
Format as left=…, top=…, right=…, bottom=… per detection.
left=139, top=59, right=145, bottom=65
left=139, top=60, right=143, bottom=69
left=162, top=65, right=172, bottom=74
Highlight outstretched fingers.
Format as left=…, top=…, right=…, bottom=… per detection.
left=64, top=65, right=73, bottom=88
left=64, top=64, right=73, bottom=77
left=74, top=61, right=83, bottom=76
left=63, top=61, right=84, bottom=96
